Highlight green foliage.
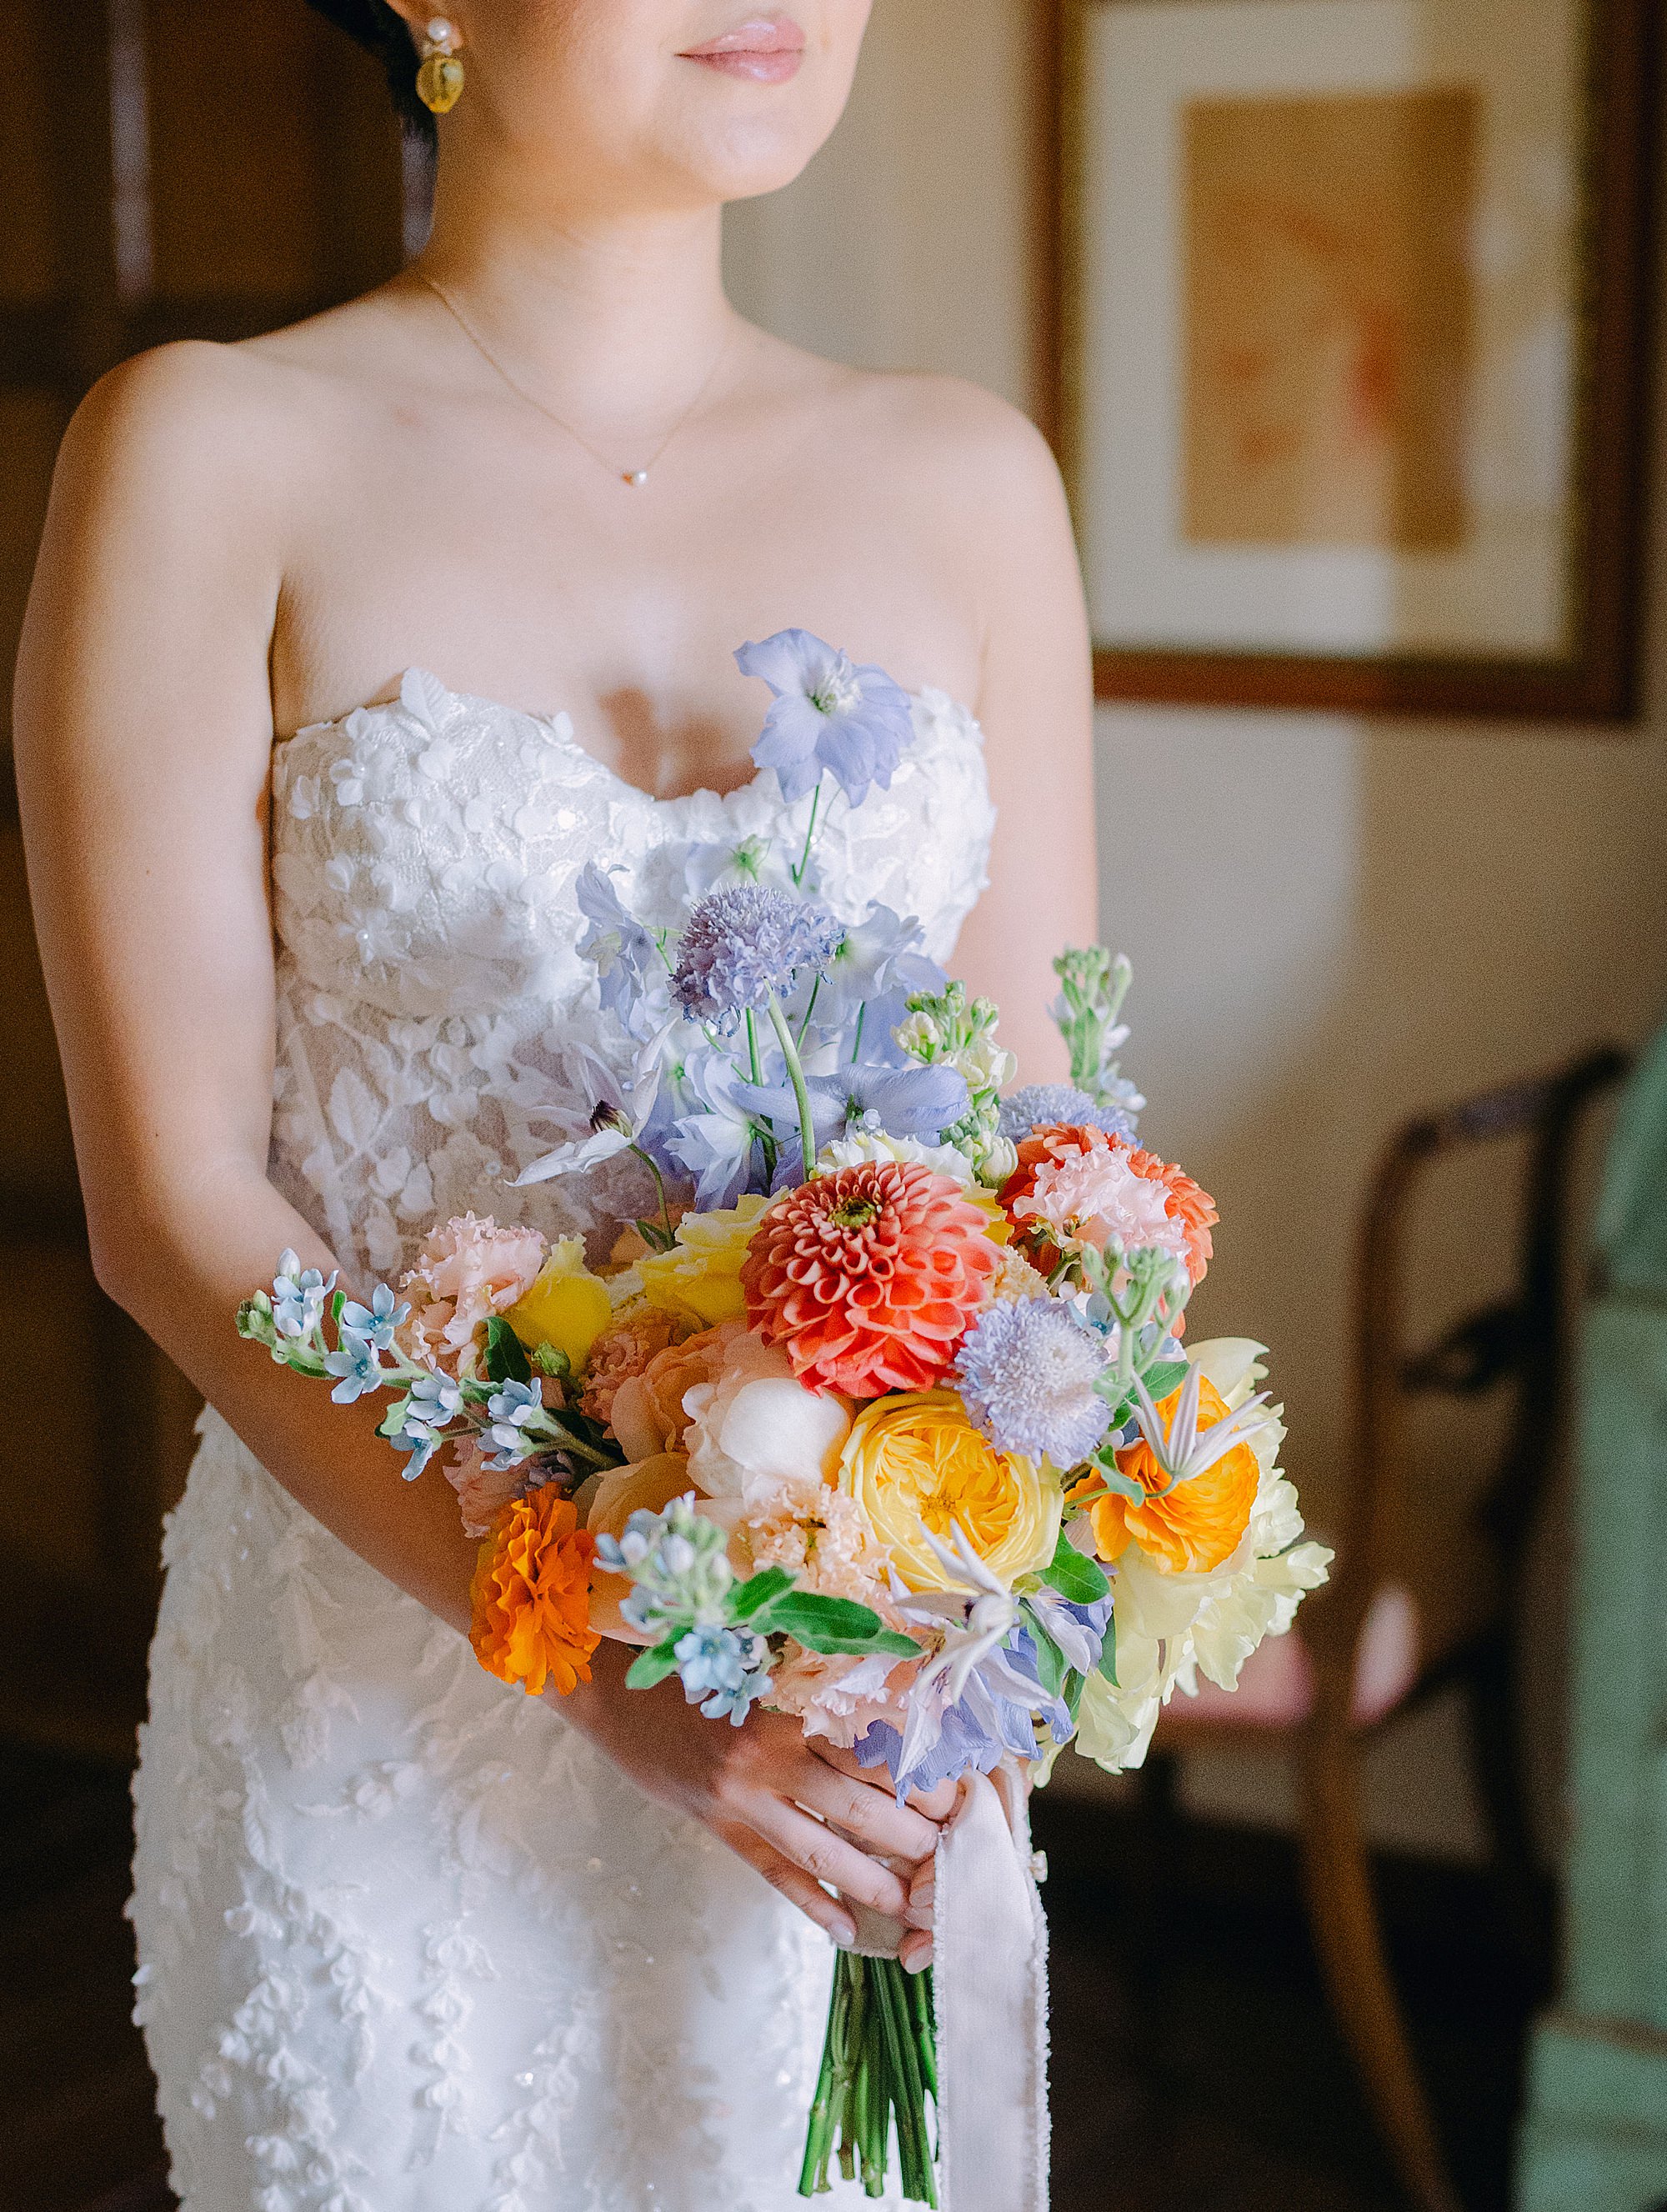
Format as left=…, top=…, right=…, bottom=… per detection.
left=1039, top=1528, right=1109, bottom=1606
left=625, top=1644, right=683, bottom=1691
left=484, top=1315, right=533, bottom=1386
left=753, top=1590, right=918, bottom=1658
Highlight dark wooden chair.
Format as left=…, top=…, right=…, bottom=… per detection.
left=1150, top=1043, right=1630, bottom=2212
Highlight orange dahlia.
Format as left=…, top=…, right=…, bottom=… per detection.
left=742, top=1161, right=999, bottom=1398
left=999, top=1124, right=1217, bottom=1284
left=1068, top=1372, right=1256, bottom=1574
left=469, top=1486, right=599, bottom=1697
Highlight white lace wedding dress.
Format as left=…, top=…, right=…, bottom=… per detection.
left=129, top=670, right=996, bottom=2212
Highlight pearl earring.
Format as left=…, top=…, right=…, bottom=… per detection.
left=416, top=18, right=465, bottom=113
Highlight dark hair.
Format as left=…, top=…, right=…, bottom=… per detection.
left=303, top=0, right=435, bottom=151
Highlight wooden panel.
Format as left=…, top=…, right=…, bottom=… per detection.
left=0, top=0, right=407, bottom=1755
left=0, top=0, right=63, bottom=306
left=0, top=393, right=70, bottom=738
left=145, top=0, right=403, bottom=305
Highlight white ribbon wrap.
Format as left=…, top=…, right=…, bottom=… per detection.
left=934, top=1769, right=1050, bottom=2212
left=852, top=1768, right=1049, bottom=2209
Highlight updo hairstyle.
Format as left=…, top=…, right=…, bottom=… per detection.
left=303, top=0, right=434, bottom=148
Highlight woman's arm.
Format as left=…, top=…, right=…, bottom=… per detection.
left=939, top=398, right=1099, bottom=1079
left=14, top=342, right=944, bottom=1946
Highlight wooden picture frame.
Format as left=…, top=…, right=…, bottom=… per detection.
left=1039, top=0, right=1659, bottom=720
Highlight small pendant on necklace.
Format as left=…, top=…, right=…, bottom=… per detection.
left=623, top=469, right=649, bottom=488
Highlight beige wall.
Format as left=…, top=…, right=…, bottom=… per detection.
left=725, top=0, right=1667, bottom=1858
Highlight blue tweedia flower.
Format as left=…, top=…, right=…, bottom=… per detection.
left=671, top=886, right=844, bottom=1027
left=737, top=630, right=915, bottom=806
left=339, top=1282, right=409, bottom=1351
left=386, top=1370, right=463, bottom=1480
left=998, top=1083, right=1134, bottom=1144
left=323, top=1330, right=384, bottom=1406
left=484, top=1379, right=543, bottom=1471
left=954, top=1299, right=1113, bottom=1468
left=673, top=1624, right=770, bottom=1725
left=272, top=1249, right=338, bottom=1339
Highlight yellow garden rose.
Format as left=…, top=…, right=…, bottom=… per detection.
left=637, top=1194, right=770, bottom=1329
left=505, top=1237, right=613, bottom=1373
left=838, top=1389, right=1063, bottom=1592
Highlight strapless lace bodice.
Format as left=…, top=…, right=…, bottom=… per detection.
left=132, top=670, right=996, bottom=2211
left=268, top=668, right=995, bottom=1276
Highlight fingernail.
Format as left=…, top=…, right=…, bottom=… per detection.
left=832, top=1918, right=857, bottom=1948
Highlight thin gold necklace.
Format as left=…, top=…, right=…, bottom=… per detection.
left=419, top=273, right=729, bottom=489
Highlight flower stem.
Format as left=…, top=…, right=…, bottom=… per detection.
left=628, top=1143, right=676, bottom=1247
left=792, top=780, right=823, bottom=888
left=767, top=995, right=819, bottom=1184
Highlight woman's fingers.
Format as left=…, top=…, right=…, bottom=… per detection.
left=810, top=1739, right=959, bottom=1824
left=899, top=1928, right=934, bottom=1974
left=789, top=1752, right=940, bottom=1864
left=903, top=1854, right=934, bottom=1931
left=717, top=1820, right=857, bottom=1947
left=738, top=1792, right=914, bottom=1919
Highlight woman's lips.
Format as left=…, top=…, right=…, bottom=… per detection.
left=679, top=15, right=807, bottom=83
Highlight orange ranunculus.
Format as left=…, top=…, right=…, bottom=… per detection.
left=999, top=1126, right=1217, bottom=1288
left=1069, top=1373, right=1256, bottom=1575
left=469, top=1486, right=599, bottom=1697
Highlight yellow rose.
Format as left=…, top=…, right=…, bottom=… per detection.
left=637, top=1194, right=770, bottom=1329
left=505, top=1237, right=613, bottom=1372
left=838, top=1389, right=1063, bottom=1592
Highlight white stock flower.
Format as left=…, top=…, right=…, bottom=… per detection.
left=1073, top=1360, right=1332, bottom=1776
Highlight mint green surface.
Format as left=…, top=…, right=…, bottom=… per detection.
left=1519, top=1024, right=1667, bottom=2209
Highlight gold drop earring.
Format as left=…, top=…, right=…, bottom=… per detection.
left=416, top=17, right=465, bottom=113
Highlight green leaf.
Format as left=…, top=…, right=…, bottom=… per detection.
left=484, top=1315, right=533, bottom=1386
left=731, top=1567, right=797, bottom=1621
left=1138, top=1360, right=1189, bottom=1404
left=329, top=1288, right=346, bottom=1329
left=1039, top=1529, right=1109, bottom=1605
left=376, top=1396, right=413, bottom=1441
left=1019, top=1601, right=1069, bottom=1700
left=1097, top=1612, right=1119, bottom=1687
left=626, top=1644, right=683, bottom=1691
left=1062, top=1669, right=1086, bottom=1722
left=759, top=1592, right=918, bottom=1659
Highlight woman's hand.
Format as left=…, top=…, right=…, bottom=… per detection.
left=561, top=1641, right=950, bottom=1949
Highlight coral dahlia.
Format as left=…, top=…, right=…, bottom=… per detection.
left=742, top=1160, right=998, bottom=1397
left=1000, top=1124, right=1217, bottom=1284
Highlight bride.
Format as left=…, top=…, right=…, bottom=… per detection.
left=15, top=3, right=1095, bottom=2204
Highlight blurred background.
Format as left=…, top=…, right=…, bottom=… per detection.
left=3, top=3, right=1666, bottom=2209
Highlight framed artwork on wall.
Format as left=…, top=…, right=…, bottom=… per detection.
left=1044, top=0, right=1659, bottom=718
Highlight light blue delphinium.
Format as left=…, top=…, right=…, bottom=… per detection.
left=814, top=902, right=941, bottom=1022
left=737, top=630, right=915, bottom=807
left=667, top=1047, right=772, bottom=1208
left=272, top=1249, right=338, bottom=1339
left=575, top=863, right=673, bottom=1039
left=955, top=1299, right=1114, bottom=1468
left=483, top=1379, right=544, bottom=1471
left=323, top=1329, right=384, bottom=1405
left=998, top=1083, right=1135, bottom=1145
left=734, top=1062, right=973, bottom=1186
left=671, top=886, right=844, bottom=1028
left=339, top=1282, right=409, bottom=1351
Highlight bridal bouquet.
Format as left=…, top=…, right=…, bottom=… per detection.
left=239, top=632, right=1330, bottom=2207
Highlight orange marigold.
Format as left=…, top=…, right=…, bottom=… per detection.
left=742, top=1160, right=998, bottom=1398
left=999, top=1124, right=1217, bottom=1285
left=469, top=1486, right=599, bottom=1698
left=1069, top=1373, right=1256, bottom=1574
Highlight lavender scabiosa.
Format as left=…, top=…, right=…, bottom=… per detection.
left=737, top=630, right=914, bottom=808
left=999, top=1083, right=1135, bottom=1144
left=671, top=886, right=844, bottom=1028
left=954, top=1298, right=1114, bottom=1468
